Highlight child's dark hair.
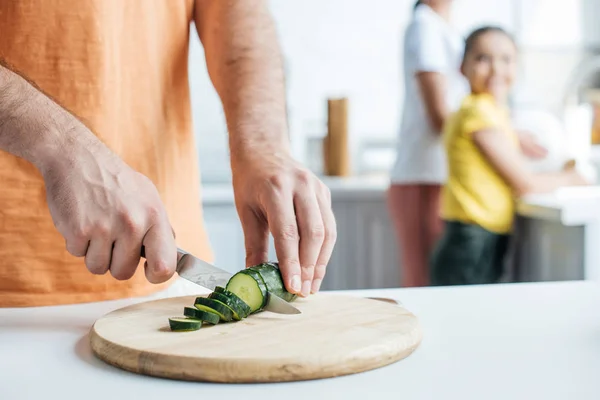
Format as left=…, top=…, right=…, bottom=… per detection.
left=463, top=26, right=516, bottom=61
left=413, top=0, right=423, bottom=10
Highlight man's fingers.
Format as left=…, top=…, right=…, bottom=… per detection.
left=312, top=186, right=336, bottom=293
left=84, top=237, right=112, bottom=275
left=266, top=191, right=302, bottom=295
left=240, top=208, right=270, bottom=267
left=141, top=221, right=177, bottom=284
left=294, top=191, right=325, bottom=297
left=65, top=235, right=90, bottom=258
left=109, top=237, right=143, bottom=281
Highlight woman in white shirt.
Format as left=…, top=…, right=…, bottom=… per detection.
left=387, top=0, right=467, bottom=287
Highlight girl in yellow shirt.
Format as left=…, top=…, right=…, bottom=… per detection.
left=430, top=26, right=590, bottom=286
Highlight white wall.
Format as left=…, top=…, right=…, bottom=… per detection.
left=189, top=0, right=597, bottom=182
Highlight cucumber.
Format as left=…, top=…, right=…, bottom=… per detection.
left=208, top=291, right=249, bottom=321
left=226, top=269, right=268, bottom=313
left=168, top=317, right=202, bottom=332
left=183, top=306, right=220, bottom=325
left=248, top=262, right=297, bottom=302
left=194, top=297, right=234, bottom=322
left=214, top=285, right=253, bottom=316
left=213, top=286, right=252, bottom=317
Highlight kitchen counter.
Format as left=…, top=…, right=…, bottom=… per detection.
left=517, top=186, right=600, bottom=225
left=1, top=279, right=599, bottom=399
left=200, top=176, right=600, bottom=288
left=201, top=174, right=392, bottom=205
left=202, top=175, right=600, bottom=224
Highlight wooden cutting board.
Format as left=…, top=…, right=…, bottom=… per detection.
left=89, top=293, right=423, bottom=383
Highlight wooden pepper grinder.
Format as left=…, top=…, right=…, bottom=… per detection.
left=323, top=97, right=350, bottom=176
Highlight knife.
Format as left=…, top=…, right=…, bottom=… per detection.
left=140, top=246, right=301, bottom=315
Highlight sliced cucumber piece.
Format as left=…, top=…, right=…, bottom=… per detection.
left=183, top=306, right=220, bottom=325
left=168, top=317, right=202, bottom=332
left=226, top=269, right=268, bottom=313
left=194, top=297, right=233, bottom=322
left=208, top=291, right=249, bottom=320
left=248, top=262, right=297, bottom=302
left=214, top=286, right=253, bottom=317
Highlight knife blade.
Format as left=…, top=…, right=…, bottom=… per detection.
left=141, top=246, right=301, bottom=315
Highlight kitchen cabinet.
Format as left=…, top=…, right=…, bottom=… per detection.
left=515, top=189, right=600, bottom=282
left=322, top=197, right=400, bottom=290
left=509, top=215, right=585, bottom=282
left=202, top=205, right=247, bottom=274
left=202, top=203, right=281, bottom=274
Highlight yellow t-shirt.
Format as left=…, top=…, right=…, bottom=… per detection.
left=441, top=93, right=520, bottom=234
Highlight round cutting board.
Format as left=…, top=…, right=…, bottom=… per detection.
left=89, top=293, right=423, bottom=383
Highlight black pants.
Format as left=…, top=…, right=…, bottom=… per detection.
left=430, top=220, right=510, bottom=286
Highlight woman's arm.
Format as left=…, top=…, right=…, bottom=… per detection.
left=473, top=128, right=588, bottom=196
left=415, top=71, right=448, bottom=133
left=408, top=15, right=453, bottom=134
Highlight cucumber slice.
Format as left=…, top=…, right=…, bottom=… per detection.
left=168, top=317, right=202, bottom=332
left=212, top=287, right=252, bottom=317
left=226, top=269, right=268, bottom=313
left=194, top=297, right=233, bottom=322
left=208, top=291, right=249, bottom=320
left=214, top=286, right=254, bottom=317
left=215, top=286, right=251, bottom=318
left=183, top=306, right=220, bottom=325
left=248, top=262, right=298, bottom=302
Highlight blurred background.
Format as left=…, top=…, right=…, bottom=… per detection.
left=189, top=0, right=600, bottom=290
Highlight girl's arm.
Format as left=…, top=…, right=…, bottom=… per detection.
left=472, top=128, right=588, bottom=196
left=516, top=130, right=548, bottom=159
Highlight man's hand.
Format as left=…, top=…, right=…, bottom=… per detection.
left=232, top=154, right=336, bottom=297
left=194, top=1, right=337, bottom=296
left=41, top=136, right=177, bottom=283
left=0, top=63, right=177, bottom=283
left=517, top=130, right=548, bottom=159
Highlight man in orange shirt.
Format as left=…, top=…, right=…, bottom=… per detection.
left=0, top=0, right=336, bottom=307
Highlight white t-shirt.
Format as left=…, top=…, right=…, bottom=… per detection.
left=390, top=4, right=468, bottom=184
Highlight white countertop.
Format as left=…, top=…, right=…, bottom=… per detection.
left=201, top=174, right=392, bottom=205
left=202, top=175, right=600, bottom=225
left=518, top=186, right=600, bottom=225
left=1, top=279, right=599, bottom=399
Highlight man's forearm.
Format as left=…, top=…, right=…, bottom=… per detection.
left=194, top=0, right=289, bottom=165
left=0, top=63, right=86, bottom=173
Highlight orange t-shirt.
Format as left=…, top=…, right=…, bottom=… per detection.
left=0, top=0, right=213, bottom=307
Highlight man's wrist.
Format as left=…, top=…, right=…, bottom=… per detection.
left=229, top=133, right=291, bottom=169
left=17, top=84, right=76, bottom=174
left=0, top=65, right=92, bottom=175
